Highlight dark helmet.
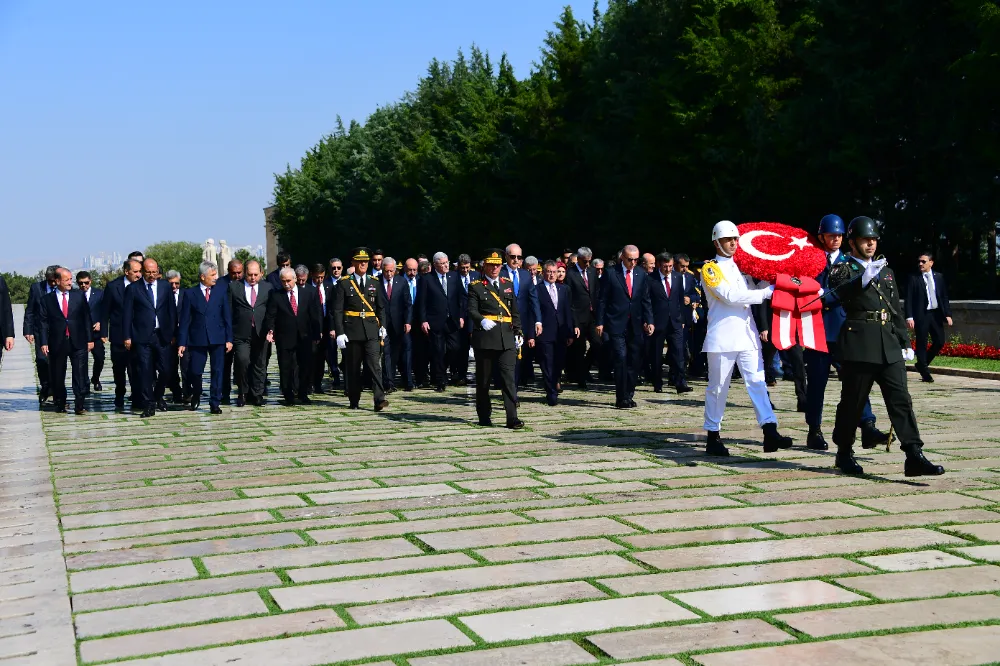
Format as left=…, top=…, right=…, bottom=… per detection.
left=817, top=214, right=845, bottom=236
left=847, top=216, right=880, bottom=241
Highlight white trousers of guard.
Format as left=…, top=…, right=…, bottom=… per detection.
left=703, top=350, right=777, bottom=431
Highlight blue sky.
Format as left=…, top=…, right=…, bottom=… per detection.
left=0, top=0, right=602, bottom=274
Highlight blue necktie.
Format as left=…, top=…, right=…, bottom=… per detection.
left=410, top=279, right=416, bottom=302
left=147, top=282, right=154, bottom=301
left=512, top=269, right=519, bottom=297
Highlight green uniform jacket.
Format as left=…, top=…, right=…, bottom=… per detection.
left=829, top=257, right=909, bottom=365
left=467, top=277, right=522, bottom=351
left=332, top=274, right=386, bottom=342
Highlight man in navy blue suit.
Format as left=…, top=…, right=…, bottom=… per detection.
left=648, top=252, right=695, bottom=394
left=103, top=259, right=143, bottom=412
left=0, top=274, right=14, bottom=368
left=453, top=254, right=480, bottom=385
left=123, top=259, right=178, bottom=418
left=501, top=243, right=541, bottom=394
left=76, top=271, right=105, bottom=392
left=417, top=252, right=466, bottom=391
left=596, top=245, right=654, bottom=408
left=536, top=260, right=578, bottom=406
left=177, top=261, right=233, bottom=414
left=380, top=257, right=412, bottom=392
left=39, top=268, right=93, bottom=414
left=22, top=265, right=60, bottom=403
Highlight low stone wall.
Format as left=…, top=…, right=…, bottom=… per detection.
left=946, top=301, right=1000, bottom=345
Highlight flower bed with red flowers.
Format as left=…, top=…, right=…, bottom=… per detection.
left=911, top=341, right=1000, bottom=360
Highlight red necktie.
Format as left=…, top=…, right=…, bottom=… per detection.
left=62, top=292, right=69, bottom=336
left=625, top=270, right=633, bottom=298
left=664, top=275, right=671, bottom=297
left=290, top=289, right=298, bottom=315
left=250, top=285, right=257, bottom=327
left=386, top=279, right=392, bottom=300
left=582, top=270, right=588, bottom=289
left=204, top=287, right=211, bottom=302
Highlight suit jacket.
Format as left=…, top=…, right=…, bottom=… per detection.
left=596, top=266, right=653, bottom=336
left=404, top=276, right=421, bottom=325
left=308, top=280, right=334, bottom=335
left=565, top=264, right=599, bottom=326
left=417, top=271, right=465, bottom=331
left=381, top=274, right=413, bottom=337
left=264, top=285, right=321, bottom=350
left=501, top=266, right=541, bottom=337
left=228, top=280, right=271, bottom=340
left=39, top=289, right=92, bottom=350
left=0, top=276, right=14, bottom=340
left=537, top=281, right=574, bottom=343
left=457, top=270, right=480, bottom=333
left=467, top=277, right=521, bottom=351
left=831, top=257, right=908, bottom=364
left=816, top=251, right=851, bottom=341
left=123, top=280, right=177, bottom=346
left=905, top=270, right=952, bottom=321
left=22, top=280, right=50, bottom=337
left=649, top=271, right=688, bottom=331
left=265, top=269, right=283, bottom=291
left=178, top=284, right=233, bottom=348
left=102, top=277, right=133, bottom=346
left=332, top=274, right=386, bottom=341
left=81, top=288, right=104, bottom=342
left=676, top=271, right=701, bottom=326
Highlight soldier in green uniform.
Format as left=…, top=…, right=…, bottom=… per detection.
left=829, top=217, right=945, bottom=476
left=332, top=247, right=389, bottom=411
left=467, top=249, right=524, bottom=429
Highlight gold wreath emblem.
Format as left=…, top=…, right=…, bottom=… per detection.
left=702, top=261, right=722, bottom=289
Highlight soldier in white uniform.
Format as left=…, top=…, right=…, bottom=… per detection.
left=701, top=221, right=794, bottom=456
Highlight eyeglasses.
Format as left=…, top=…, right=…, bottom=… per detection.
left=77, top=281, right=91, bottom=286
left=331, top=266, right=342, bottom=271
left=508, top=255, right=522, bottom=260
left=622, top=256, right=638, bottom=263
left=918, top=260, right=928, bottom=264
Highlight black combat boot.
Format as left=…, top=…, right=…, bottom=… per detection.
left=860, top=421, right=889, bottom=449
left=706, top=431, right=729, bottom=457
left=762, top=423, right=793, bottom=453
left=904, top=449, right=945, bottom=477
left=835, top=448, right=864, bottom=475
left=806, top=426, right=829, bottom=451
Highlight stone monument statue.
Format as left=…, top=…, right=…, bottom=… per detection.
left=218, top=240, right=233, bottom=269
left=202, top=238, right=217, bottom=265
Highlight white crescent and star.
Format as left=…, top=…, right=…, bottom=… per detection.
left=739, top=229, right=813, bottom=261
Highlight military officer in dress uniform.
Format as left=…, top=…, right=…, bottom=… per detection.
left=467, top=249, right=524, bottom=429
left=333, top=247, right=389, bottom=411
left=829, top=216, right=945, bottom=476
left=701, top=221, right=794, bottom=457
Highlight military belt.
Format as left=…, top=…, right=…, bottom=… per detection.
left=846, top=310, right=891, bottom=323
left=345, top=311, right=375, bottom=318
left=483, top=314, right=512, bottom=323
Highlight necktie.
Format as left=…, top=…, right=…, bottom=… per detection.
left=62, top=292, right=69, bottom=336
left=204, top=287, right=211, bottom=302
left=440, top=274, right=447, bottom=295
left=463, top=275, right=468, bottom=292
left=358, top=275, right=365, bottom=290
left=582, top=269, right=588, bottom=289
left=290, top=289, right=298, bottom=315
left=410, top=279, right=416, bottom=302
left=147, top=281, right=154, bottom=302
left=549, top=283, right=557, bottom=309
left=250, top=285, right=257, bottom=327
left=925, top=273, right=937, bottom=309
left=664, top=275, right=671, bottom=297
left=386, top=279, right=393, bottom=300
left=625, top=270, right=633, bottom=298
left=512, top=269, right=519, bottom=297
left=317, top=283, right=325, bottom=315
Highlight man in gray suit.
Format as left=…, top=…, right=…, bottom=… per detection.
left=228, top=260, right=271, bottom=406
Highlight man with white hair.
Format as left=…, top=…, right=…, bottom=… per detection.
left=566, top=246, right=600, bottom=387
left=502, top=243, right=541, bottom=396
left=417, top=251, right=464, bottom=391
left=701, top=221, right=792, bottom=456
left=177, top=261, right=233, bottom=414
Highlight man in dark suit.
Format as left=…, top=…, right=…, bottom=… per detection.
left=0, top=274, right=14, bottom=367
left=453, top=254, right=479, bottom=386
left=596, top=245, right=654, bottom=408
left=905, top=251, right=952, bottom=383
left=103, top=259, right=143, bottom=412
left=23, top=265, right=60, bottom=402
left=306, top=264, right=334, bottom=394
left=39, top=268, right=93, bottom=414
left=266, top=252, right=290, bottom=291
left=536, top=260, right=577, bottom=406
left=403, top=258, right=426, bottom=389
left=333, top=248, right=389, bottom=410
left=217, top=260, right=243, bottom=404
left=263, top=266, right=320, bottom=405
left=164, top=270, right=189, bottom=403
left=177, top=261, right=233, bottom=414
left=565, top=246, right=600, bottom=388
left=648, top=253, right=695, bottom=394
left=322, top=257, right=344, bottom=387
left=675, top=254, right=705, bottom=377
left=228, top=260, right=272, bottom=406
left=123, top=259, right=177, bottom=417
left=501, top=243, right=541, bottom=393
left=75, top=271, right=105, bottom=392
left=417, top=252, right=465, bottom=391
left=380, top=257, right=412, bottom=392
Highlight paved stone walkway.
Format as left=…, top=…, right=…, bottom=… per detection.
left=4, top=302, right=1000, bottom=665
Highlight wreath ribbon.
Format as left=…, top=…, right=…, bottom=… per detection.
left=770, top=274, right=827, bottom=352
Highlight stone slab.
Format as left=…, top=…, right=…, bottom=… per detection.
left=69, top=559, right=198, bottom=593
left=418, top=517, right=636, bottom=550
left=288, top=552, right=476, bottom=583
left=203, top=538, right=423, bottom=575
left=524, top=496, right=741, bottom=521
left=675, top=579, right=865, bottom=615
left=588, top=619, right=794, bottom=660
left=626, top=501, right=875, bottom=531
left=836, top=564, right=1000, bottom=599
left=858, top=549, right=976, bottom=571
left=61, top=511, right=277, bottom=544
left=65, top=532, right=304, bottom=569
left=454, top=476, right=548, bottom=491
left=762, top=509, right=1000, bottom=536
left=307, top=483, right=460, bottom=504
left=623, top=527, right=773, bottom=549
left=945, top=522, right=1000, bottom=540
left=853, top=491, right=993, bottom=513
left=308, top=511, right=529, bottom=543
left=538, top=472, right=607, bottom=486
left=60, top=495, right=307, bottom=529
left=240, top=479, right=379, bottom=497
left=408, top=641, right=598, bottom=666
left=476, top=537, right=628, bottom=562
left=541, top=481, right=660, bottom=496
left=74, top=591, right=267, bottom=638
left=461, top=595, right=698, bottom=642
left=72, top=572, right=281, bottom=612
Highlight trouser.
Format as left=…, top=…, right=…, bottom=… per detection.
left=48, top=339, right=88, bottom=409
left=567, top=317, right=599, bottom=382
left=222, top=346, right=235, bottom=401
left=704, top=349, right=776, bottom=431
left=651, top=324, right=686, bottom=391
left=429, top=327, right=459, bottom=387
left=833, top=360, right=921, bottom=451
left=234, top=333, right=268, bottom=399
left=804, top=344, right=875, bottom=428
left=276, top=342, right=312, bottom=400
left=389, top=332, right=412, bottom=389
left=110, top=342, right=132, bottom=404
left=535, top=340, right=566, bottom=402
left=475, top=347, right=518, bottom=423
left=689, top=317, right=707, bottom=375
left=34, top=338, right=50, bottom=392
left=312, top=337, right=328, bottom=391
left=454, top=328, right=472, bottom=382
left=763, top=342, right=806, bottom=403
left=168, top=343, right=189, bottom=399
left=89, top=338, right=105, bottom=384
left=609, top=328, right=643, bottom=403
left=344, top=338, right=385, bottom=406
left=915, top=309, right=946, bottom=368
left=325, top=339, right=341, bottom=382
left=518, top=345, right=536, bottom=386
left=134, top=338, right=171, bottom=407
left=186, top=344, right=225, bottom=407
left=412, top=328, right=429, bottom=386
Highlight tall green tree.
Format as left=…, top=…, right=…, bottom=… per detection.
left=144, top=241, right=203, bottom=287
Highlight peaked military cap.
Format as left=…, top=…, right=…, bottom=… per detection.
left=483, top=248, right=505, bottom=265
left=351, top=247, right=372, bottom=262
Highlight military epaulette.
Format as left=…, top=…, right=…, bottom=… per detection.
left=340, top=275, right=352, bottom=281
left=500, top=277, right=510, bottom=283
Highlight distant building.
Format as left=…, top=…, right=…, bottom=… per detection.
left=264, top=206, right=279, bottom=270
left=82, top=251, right=123, bottom=271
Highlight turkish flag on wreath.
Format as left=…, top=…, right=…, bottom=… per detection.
left=733, top=221, right=829, bottom=353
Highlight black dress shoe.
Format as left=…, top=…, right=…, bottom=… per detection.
left=454, top=379, right=468, bottom=387
left=157, top=400, right=168, bottom=412
left=628, top=399, right=637, bottom=408
left=38, top=389, right=50, bottom=404
left=375, top=400, right=389, bottom=412
left=93, top=381, right=103, bottom=392
left=54, top=402, right=67, bottom=413
left=130, top=404, right=143, bottom=414
left=615, top=401, right=632, bottom=409
left=676, top=384, right=693, bottom=394
left=75, top=406, right=86, bottom=415
left=860, top=421, right=889, bottom=449
left=386, top=386, right=397, bottom=394
left=172, top=393, right=184, bottom=404
left=435, top=385, right=446, bottom=392
left=653, top=387, right=663, bottom=393
left=477, top=419, right=494, bottom=427
left=706, top=431, right=730, bottom=457
left=189, top=400, right=200, bottom=411
left=221, top=396, right=231, bottom=405
left=235, top=395, right=246, bottom=407
left=506, top=419, right=525, bottom=430
left=348, top=403, right=359, bottom=409
left=419, top=382, right=430, bottom=390
left=210, top=405, right=223, bottom=414
left=114, top=400, right=125, bottom=413
left=806, top=427, right=829, bottom=451
left=299, top=396, right=312, bottom=405
left=835, top=450, right=864, bottom=475
left=762, top=423, right=793, bottom=453
left=141, top=407, right=156, bottom=418
left=904, top=450, right=945, bottom=477
left=546, top=397, right=558, bottom=406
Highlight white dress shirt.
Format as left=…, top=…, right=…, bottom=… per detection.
left=145, top=280, right=159, bottom=329
left=545, top=280, right=558, bottom=309
left=924, top=272, right=938, bottom=310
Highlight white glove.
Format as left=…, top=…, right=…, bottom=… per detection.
left=862, top=258, right=887, bottom=286
left=480, top=319, right=496, bottom=331
left=762, top=285, right=775, bottom=300
left=902, top=348, right=915, bottom=362
left=817, top=288, right=824, bottom=297
left=378, top=327, right=387, bottom=340
left=336, top=334, right=348, bottom=349
left=514, top=335, right=524, bottom=349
